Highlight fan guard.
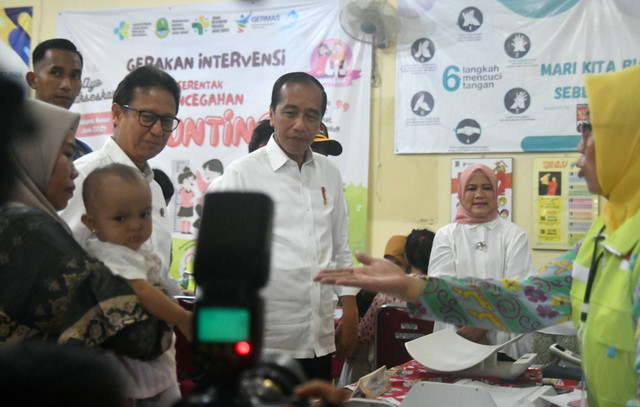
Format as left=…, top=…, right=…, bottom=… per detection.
left=339, top=0, right=398, bottom=49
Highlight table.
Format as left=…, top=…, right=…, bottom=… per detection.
left=367, top=360, right=582, bottom=405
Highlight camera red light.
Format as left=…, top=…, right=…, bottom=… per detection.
left=235, top=341, right=251, bottom=355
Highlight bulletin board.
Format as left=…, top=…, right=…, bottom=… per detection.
left=532, top=157, right=598, bottom=250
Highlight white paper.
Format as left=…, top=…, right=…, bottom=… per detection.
left=345, top=399, right=396, bottom=407
left=456, top=379, right=556, bottom=407
left=405, top=328, right=523, bottom=372
left=538, top=389, right=585, bottom=407
left=536, top=321, right=577, bottom=336
left=400, top=381, right=556, bottom=407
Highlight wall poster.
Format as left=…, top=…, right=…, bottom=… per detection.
left=395, top=0, right=640, bottom=154
left=532, top=157, right=598, bottom=250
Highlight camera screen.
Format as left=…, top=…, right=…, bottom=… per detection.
left=197, top=306, right=250, bottom=343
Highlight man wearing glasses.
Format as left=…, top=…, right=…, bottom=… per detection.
left=60, top=65, right=183, bottom=404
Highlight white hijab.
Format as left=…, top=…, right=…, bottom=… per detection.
left=8, top=99, right=80, bottom=234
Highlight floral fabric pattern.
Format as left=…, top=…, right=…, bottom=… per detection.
left=409, top=248, right=577, bottom=335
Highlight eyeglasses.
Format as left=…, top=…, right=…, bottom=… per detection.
left=121, top=104, right=180, bottom=132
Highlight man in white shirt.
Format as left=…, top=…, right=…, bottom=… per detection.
left=210, top=72, right=359, bottom=380
left=60, top=65, right=182, bottom=406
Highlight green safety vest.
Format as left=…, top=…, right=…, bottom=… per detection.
left=570, top=212, right=640, bottom=407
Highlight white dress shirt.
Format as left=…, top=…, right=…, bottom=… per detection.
left=210, top=137, right=358, bottom=358
left=428, top=216, right=534, bottom=359
left=86, top=237, right=159, bottom=282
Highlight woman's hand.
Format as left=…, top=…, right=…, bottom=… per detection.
left=314, top=251, right=426, bottom=305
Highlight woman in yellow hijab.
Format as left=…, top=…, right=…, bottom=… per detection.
left=315, top=65, right=640, bottom=407
left=568, top=65, right=640, bottom=406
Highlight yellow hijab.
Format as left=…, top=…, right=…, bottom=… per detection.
left=584, top=65, right=640, bottom=233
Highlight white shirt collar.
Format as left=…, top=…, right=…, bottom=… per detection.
left=264, top=136, right=313, bottom=172
left=105, top=137, right=153, bottom=182
left=465, top=215, right=501, bottom=230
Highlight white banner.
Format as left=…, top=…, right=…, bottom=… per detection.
left=395, top=0, right=640, bottom=153
left=59, top=0, right=371, bottom=284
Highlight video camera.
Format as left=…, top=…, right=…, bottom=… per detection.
left=177, top=192, right=309, bottom=407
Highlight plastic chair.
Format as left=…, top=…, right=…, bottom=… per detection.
left=374, top=304, right=434, bottom=369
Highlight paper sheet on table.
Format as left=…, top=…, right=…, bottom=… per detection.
left=405, top=329, right=524, bottom=372
left=345, top=399, right=396, bottom=407
left=539, top=389, right=584, bottom=407
left=400, top=381, right=556, bottom=407
left=455, top=379, right=556, bottom=407
left=536, top=321, right=577, bottom=336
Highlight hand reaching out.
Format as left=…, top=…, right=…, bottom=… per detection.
left=314, top=251, right=426, bottom=304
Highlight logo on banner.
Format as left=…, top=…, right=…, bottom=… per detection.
left=504, top=88, right=530, bottom=114
left=411, top=38, right=435, bottom=63
left=114, top=21, right=130, bottom=40
left=250, top=13, right=281, bottom=29
left=156, top=18, right=169, bottom=38
left=455, top=119, right=481, bottom=144
left=458, top=7, right=483, bottom=32
left=192, top=15, right=210, bottom=35
left=2, top=7, right=32, bottom=65
left=310, top=39, right=361, bottom=87
left=504, top=33, right=530, bottom=58
left=411, top=91, right=434, bottom=116
left=236, top=12, right=252, bottom=33
left=282, top=10, right=299, bottom=29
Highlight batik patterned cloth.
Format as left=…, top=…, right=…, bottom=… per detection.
left=0, top=206, right=171, bottom=360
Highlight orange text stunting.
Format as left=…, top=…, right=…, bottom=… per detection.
left=168, top=109, right=268, bottom=149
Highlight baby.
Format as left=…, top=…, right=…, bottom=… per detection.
left=81, top=163, right=192, bottom=340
